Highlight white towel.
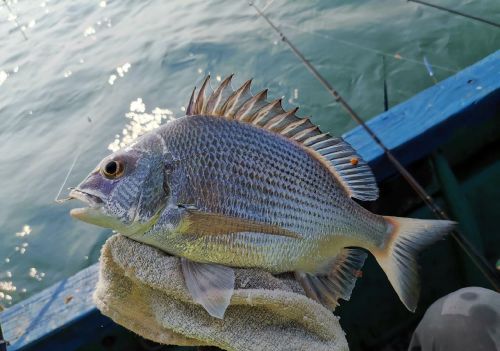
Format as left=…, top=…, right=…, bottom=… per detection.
left=94, top=234, right=349, bottom=351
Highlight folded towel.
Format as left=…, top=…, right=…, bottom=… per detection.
left=94, top=234, right=349, bottom=351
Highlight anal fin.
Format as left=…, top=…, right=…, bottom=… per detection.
left=181, top=258, right=235, bottom=319
left=295, top=248, right=367, bottom=310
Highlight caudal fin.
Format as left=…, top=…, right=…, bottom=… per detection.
left=373, top=216, right=454, bottom=312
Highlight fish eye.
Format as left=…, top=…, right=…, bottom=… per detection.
left=101, top=160, right=124, bottom=179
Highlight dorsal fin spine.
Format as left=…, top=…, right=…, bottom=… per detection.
left=186, top=75, right=379, bottom=201
left=194, top=75, right=211, bottom=114
left=186, top=87, right=197, bottom=115
left=325, top=153, right=353, bottom=161
left=293, top=126, right=320, bottom=142
left=220, top=79, right=253, bottom=117
left=253, top=99, right=285, bottom=126
left=206, top=74, right=234, bottom=114
left=312, top=139, right=342, bottom=150
left=320, top=147, right=350, bottom=156
left=264, top=107, right=299, bottom=127
left=280, top=117, right=311, bottom=136
left=303, top=133, right=331, bottom=146
left=235, top=89, right=269, bottom=122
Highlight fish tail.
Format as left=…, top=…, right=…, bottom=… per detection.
left=371, top=216, right=454, bottom=312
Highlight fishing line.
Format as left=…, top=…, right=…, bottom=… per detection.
left=54, top=117, right=93, bottom=203
left=250, top=1, right=500, bottom=291
left=2, top=0, right=28, bottom=40
left=423, top=56, right=438, bottom=84
left=53, top=147, right=82, bottom=203
left=279, top=23, right=458, bottom=74
left=408, top=0, right=500, bottom=29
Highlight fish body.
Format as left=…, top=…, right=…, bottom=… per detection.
left=135, top=115, right=385, bottom=273
left=69, top=75, right=454, bottom=319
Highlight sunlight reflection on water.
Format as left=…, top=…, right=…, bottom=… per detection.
left=0, top=224, right=38, bottom=304
left=108, top=62, right=131, bottom=85
left=108, top=99, right=175, bottom=152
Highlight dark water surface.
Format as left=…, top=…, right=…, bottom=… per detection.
left=0, top=0, right=498, bottom=304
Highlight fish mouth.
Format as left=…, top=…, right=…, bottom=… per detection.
left=68, top=189, right=104, bottom=208
left=68, top=189, right=105, bottom=220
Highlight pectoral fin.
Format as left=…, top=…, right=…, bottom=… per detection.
left=180, top=206, right=300, bottom=239
left=181, top=258, right=235, bottom=319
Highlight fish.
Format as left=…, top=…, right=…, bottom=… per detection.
left=68, top=75, right=455, bottom=319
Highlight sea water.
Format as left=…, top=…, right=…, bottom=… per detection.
left=0, top=0, right=498, bottom=305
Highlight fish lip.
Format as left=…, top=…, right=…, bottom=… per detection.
left=68, top=189, right=103, bottom=209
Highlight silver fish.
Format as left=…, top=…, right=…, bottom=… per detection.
left=69, top=75, right=454, bottom=319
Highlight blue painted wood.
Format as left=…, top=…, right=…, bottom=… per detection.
left=0, top=264, right=103, bottom=350
left=343, top=50, right=500, bottom=180
left=0, top=50, right=499, bottom=351
left=0, top=322, right=6, bottom=351
left=13, top=309, right=115, bottom=351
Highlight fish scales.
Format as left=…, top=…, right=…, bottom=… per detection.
left=154, top=115, right=386, bottom=272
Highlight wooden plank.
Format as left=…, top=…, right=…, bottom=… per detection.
left=343, top=50, right=500, bottom=180
left=1, top=50, right=499, bottom=351
left=0, top=264, right=104, bottom=350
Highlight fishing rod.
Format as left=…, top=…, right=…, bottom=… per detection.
left=382, top=56, right=389, bottom=112
left=2, top=0, right=28, bottom=40
left=408, top=0, right=500, bottom=29
left=250, top=2, right=500, bottom=291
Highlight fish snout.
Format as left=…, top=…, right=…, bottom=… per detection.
left=68, top=188, right=104, bottom=208
left=68, top=188, right=109, bottom=224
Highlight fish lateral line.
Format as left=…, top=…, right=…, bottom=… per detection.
left=178, top=206, right=301, bottom=239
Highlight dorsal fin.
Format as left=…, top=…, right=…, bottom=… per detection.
left=186, top=75, right=379, bottom=201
